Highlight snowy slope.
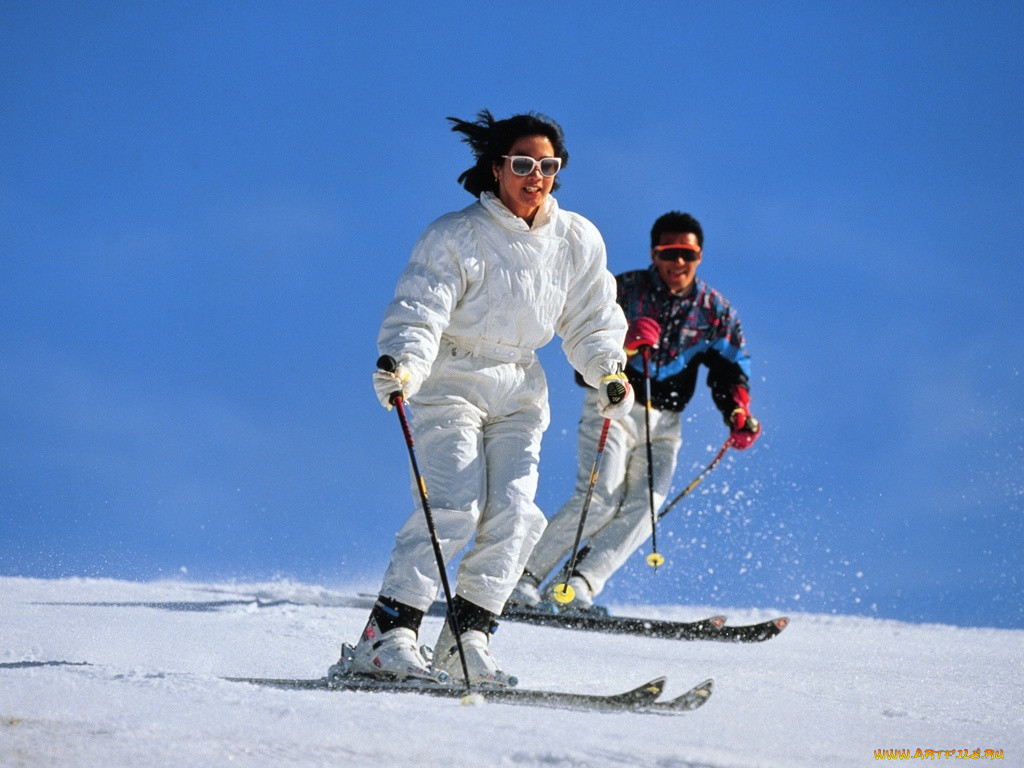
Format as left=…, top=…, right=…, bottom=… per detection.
left=2, top=577, right=1020, bottom=767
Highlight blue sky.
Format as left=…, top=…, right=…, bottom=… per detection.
left=3, top=2, right=1022, bottom=628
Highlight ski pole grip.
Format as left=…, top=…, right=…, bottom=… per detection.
left=376, top=355, right=404, bottom=407
left=607, top=380, right=627, bottom=404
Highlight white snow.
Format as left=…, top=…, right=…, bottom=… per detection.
left=2, top=577, right=1021, bottom=767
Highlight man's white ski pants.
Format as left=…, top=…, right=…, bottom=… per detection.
left=524, top=387, right=682, bottom=598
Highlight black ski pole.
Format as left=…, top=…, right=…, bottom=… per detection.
left=657, top=438, right=731, bottom=522
left=377, top=355, right=472, bottom=695
left=641, top=347, right=664, bottom=570
left=551, top=416, right=612, bottom=605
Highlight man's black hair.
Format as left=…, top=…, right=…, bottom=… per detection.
left=650, top=211, right=703, bottom=248
left=447, top=110, right=569, bottom=197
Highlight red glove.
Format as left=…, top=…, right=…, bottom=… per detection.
left=624, top=316, right=661, bottom=353
left=728, top=387, right=761, bottom=450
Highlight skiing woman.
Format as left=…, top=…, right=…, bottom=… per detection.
left=338, top=110, right=633, bottom=687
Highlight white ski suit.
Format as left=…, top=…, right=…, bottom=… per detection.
left=376, top=191, right=627, bottom=616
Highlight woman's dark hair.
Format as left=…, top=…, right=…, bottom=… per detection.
left=447, top=110, right=569, bottom=197
left=650, top=211, right=704, bottom=248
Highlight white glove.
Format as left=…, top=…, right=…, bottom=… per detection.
left=372, top=363, right=421, bottom=408
left=597, top=371, right=634, bottom=420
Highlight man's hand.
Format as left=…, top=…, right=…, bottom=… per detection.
left=728, top=386, right=761, bottom=449
left=624, top=316, right=661, bottom=353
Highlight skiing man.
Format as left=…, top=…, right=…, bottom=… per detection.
left=338, top=110, right=633, bottom=687
left=508, top=211, right=761, bottom=611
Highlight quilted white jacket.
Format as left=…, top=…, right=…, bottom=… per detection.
left=378, top=191, right=627, bottom=387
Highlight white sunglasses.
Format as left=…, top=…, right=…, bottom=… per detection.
left=501, top=155, right=562, bottom=177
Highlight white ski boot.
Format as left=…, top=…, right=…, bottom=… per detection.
left=430, top=620, right=517, bottom=688
left=544, top=575, right=595, bottom=611
left=506, top=575, right=541, bottom=608
left=331, top=615, right=446, bottom=684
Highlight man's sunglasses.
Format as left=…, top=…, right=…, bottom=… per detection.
left=653, top=243, right=702, bottom=262
left=502, top=155, right=562, bottom=177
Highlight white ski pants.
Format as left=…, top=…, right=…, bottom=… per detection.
left=379, top=341, right=550, bottom=617
left=524, top=388, right=682, bottom=597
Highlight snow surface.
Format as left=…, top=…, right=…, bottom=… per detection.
left=2, top=577, right=1021, bottom=768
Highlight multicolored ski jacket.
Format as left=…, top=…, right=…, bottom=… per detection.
left=580, top=266, right=751, bottom=420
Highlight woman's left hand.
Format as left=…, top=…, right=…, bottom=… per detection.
left=597, top=371, right=634, bottom=420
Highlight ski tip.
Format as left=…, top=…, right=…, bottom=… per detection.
left=774, top=617, right=790, bottom=630
left=644, top=676, right=668, bottom=695
left=692, top=678, right=714, bottom=704
left=663, top=677, right=714, bottom=711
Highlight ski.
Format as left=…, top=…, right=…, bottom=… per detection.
left=500, top=603, right=789, bottom=643
left=352, top=593, right=786, bottom=642
left=223, top=673, right=713, bottom=715
left=2, top=660, right=709, bottom=715
left=711, top=616, right=789, bottom=642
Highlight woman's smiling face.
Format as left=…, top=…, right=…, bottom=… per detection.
left=494, top=135, right=557, bottom=224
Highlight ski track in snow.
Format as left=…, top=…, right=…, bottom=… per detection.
left=1, top=577, right=1021, bottom=768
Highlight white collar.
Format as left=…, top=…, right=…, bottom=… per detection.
left=479, top=190, right=558, bottom=230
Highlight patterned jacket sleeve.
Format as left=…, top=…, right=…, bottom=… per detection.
left=704, top=306, right=751, bottom=423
